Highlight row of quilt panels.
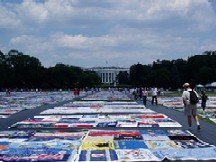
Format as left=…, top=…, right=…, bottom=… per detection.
left=160, top=97, right=216, bottom=109
left=198, top=109, right=216, bottom=123
left=11, top=113, right=182, bottom=128
left=40, top=106, right=149, bottom=115
left=64, top=101, right=139, bottom=107
left=0, top=91, right=83, bottom=118
left=156, top=96, right=216, bottom=107
left=159, top=97, right=216, bottom=123
left=0, top=131, right=85, bottom=161
left=0, top=130, right=215, bottom=161
left=77, top=129, right=216, bottom=161
left=41, top=100, right=146, bottom=115
left=82, top=91, right=131, bottom=101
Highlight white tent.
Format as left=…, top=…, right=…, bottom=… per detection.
left=205, top=82, right=216, bottom=87
left=196, top=84, right=204, bottom=88
left=210, top=82, right=216, bottom=87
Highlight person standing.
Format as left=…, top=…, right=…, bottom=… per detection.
left=200, top=90, right=208, bottom=112
left=6, top=88, right=11, bottom=96
left=132, top=89, right=137, bottom=100
left=139, top=88, right=142, bottom=100
left=73, top=88, right=78, bottom=97
left=142, top=88, right=148, bottom=106
left=151, top=87, right=158, bottom=105
left=77, top=88, right=80, bottom=97
left=182, top=83, right=200, bottom=130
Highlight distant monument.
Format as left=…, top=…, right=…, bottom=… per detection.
left=88, top=67, right=129, bottom=84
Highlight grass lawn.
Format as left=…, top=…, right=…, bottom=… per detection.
left=163, top=91, right=182, bottom=97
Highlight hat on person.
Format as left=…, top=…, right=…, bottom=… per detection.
left=183, top=83, right=190, bottom=88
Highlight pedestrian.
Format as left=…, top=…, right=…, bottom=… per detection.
left=132, top=89, right=137, bottom=100
left=182, top=83, right=201, bottom=130
left=77, top=88, right=80, bottom=97
left=157, top=88, right=161, bottom=96
left=200, top=90, right=208, bottom=112
left=151, top=87, right=158, bottom=105
left=74, top=88, right=78, bottom=97
left=6, top=88, right=11, bottom=96
left=139, top=88, right=142, bottom=100
left=142, top=88, right=148, bottom=106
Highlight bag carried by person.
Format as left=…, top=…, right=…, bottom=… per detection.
left=203, top=95, right=208, bottom=101
left=189, top=90, right=199, bottom=104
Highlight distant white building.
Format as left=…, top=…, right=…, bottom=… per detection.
left=88, top=67, right=130, bottom=84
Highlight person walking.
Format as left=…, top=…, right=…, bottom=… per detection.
left=142, top=88, right=148, bottom=106
left=151, top=87, right=158, bottom=105
left=200, top=90, right=208, bottom=112
left=132, top=89, right=137, bottom=101
left=73, top=88, right=78, bottom=97
left=139, top=88, right=142, bottom=100
left=182, top=83, right=201, bottom=130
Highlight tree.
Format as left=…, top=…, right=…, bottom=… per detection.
left=0, top=49, right=101, bottom=89
left=117, top=71, right=129, bottom=85
left=199, top=67, right=216, bottom=85
left=129, top=51, right=216, bottom=88
left=170, top=64, right=181, bottom=89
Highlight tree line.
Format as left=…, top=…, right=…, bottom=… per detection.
left=1, top=49, right=215, bottom=90
left=0, top=49, right=101, bottom=90
left=126, top=51, right=216, bottom=89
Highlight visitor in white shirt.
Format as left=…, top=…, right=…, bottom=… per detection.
left=182, top=83, right=200, bottom=130
left=151, top=87, right=158, bottom=105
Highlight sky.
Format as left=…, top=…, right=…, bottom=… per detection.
left=0, top=0, right=216, bottom=68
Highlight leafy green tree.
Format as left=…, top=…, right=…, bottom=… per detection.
left=129, top=51, right=216, bottom=88
left=0, top=49, right=101, bottom=89
left=130, top=63, right=152, bottom=87
left=117, top=71, right=130, bottom=85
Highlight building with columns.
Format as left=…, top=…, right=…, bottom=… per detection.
left=88, top=67, right=130, bottom=84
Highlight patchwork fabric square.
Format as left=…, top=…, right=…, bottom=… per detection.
left=174, top=140, right=212, bottom=149
left=153, top=147, right=216, bottom=161
left=81, top=140, right=115, bottom=150
left=114, top=132, right=143, bottom=140
left=117, top=121, right=138, bottom=127
left=84, top=136, right=114, bottom=142
left=78, top=149, right=118, bottom=161
left=146, top=140, right=180, bottom=149
left=0, top=153, right=71, bottom=161
left=138, top=122, right=159, bottom=127
left=116, top=149, right=160, bottom=161
left=96, top=122, right=117, bottom=127
left=167, top=130, right=191, bottom=136
left=115, top=140, right=148, bottom=149
left=140, top=130, right=169, bottom=137
left=142, top=135, right=170, bottom=141
left=136, top=114, right=166, bottom=119
left=169, top=136, right=198, bottom=141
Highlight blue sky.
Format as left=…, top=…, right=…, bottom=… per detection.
left=0, top=0, right=216, bottom=67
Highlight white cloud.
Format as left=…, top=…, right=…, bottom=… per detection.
left=9, top=27, right=201, bottom=67
left=1, top=0, right=216, bottom=67
left=0, top=5, right=22, bottom=29
left=1, top=0, right=216, bottom=29
left=49, top=33, right=119, bottom=49
left=20, top=0, right=49, bottom=23
left=10, top=35, right=53, bottom=55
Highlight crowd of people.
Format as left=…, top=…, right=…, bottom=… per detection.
left=132, top=87, right=161, bottom=106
